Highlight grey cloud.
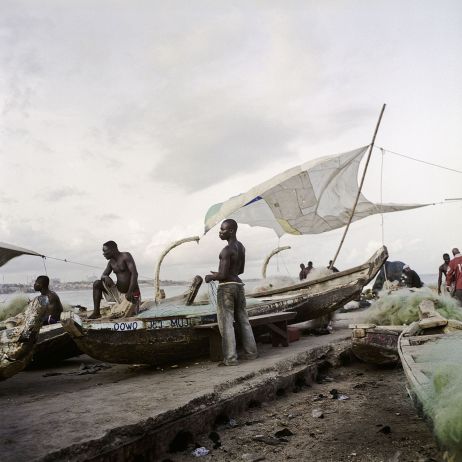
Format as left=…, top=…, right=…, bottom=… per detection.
left=151, top=112, right=297, bottom=192
left=81, top=150, right=124, bottom=170
left=0, top=193, right=16, bottom=205
left=44, top=187, right=85, bottom=201
left=99, top=213, right=121, bottom=221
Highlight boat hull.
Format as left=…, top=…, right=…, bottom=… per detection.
left=62, top=316, right=210, bottom=365
left=28, top=325, right=82, bottom=367
left=351, top=326, right=402, bottom=365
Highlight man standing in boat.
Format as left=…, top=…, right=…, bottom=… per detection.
left=90, top=241, right=141, bottom=319
left=437, top=253, right=451, bottom=295
left=33, top=275, right=64, bottom=325
left=205, top=219, right=258, bottom=366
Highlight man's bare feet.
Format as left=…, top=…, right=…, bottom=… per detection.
left=88, top=312, right=101, bottom=319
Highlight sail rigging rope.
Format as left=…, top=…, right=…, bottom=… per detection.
left=376, top=146, right=462, bottom=175
left=41, top=256, right=48, bottom=276
left=379, top=147, right=389, bottom=289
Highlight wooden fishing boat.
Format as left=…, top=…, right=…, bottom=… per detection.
left=61, top=246, right=387, bottom=365
left=398, top=299, right=462, bottom=461
left=0, top=296, right=47, bottom=380
left=350, top=323, right=404, bottom=365
left=246, top=246, right=388, bottom=322
left=29, top=323, right=82, bottom=367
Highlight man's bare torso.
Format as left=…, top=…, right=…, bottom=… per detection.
left=109, top=252, right=138, bottom=293
left=218, top=241, right=245, bottom=283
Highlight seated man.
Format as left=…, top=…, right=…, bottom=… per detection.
left=33, top=275, right=63, bottom=325
left=327, top=260, right=339, bottom=272
left=90, top=241, right=141, bottom=319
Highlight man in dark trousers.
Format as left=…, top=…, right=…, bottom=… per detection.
left=90, top=241, right=141, bottom=319
left=205, top=219, right=257, bottom=366
left=402, top=264, right=423, bottom=288
left=446, top=247, right=462, bottom=305
left=299, top=263, right=307, bottom=280
left=438, top=253, right=451, bottom=295
left=33, top=275, right=63, bottom=325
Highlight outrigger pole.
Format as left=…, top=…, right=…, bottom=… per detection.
left=154, top=236, right=200, bottom=303
left=330, top=103, right=386, bottom=269
left=261, top=246, right=291, bottom=279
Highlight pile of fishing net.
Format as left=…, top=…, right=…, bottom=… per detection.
left=253, top=276, right=298, bottom=293
left=364, top=288, right=462, bottom=325
left=0, top=296, right=29, bottom=325
left=417, top=334, right=462, bottom=459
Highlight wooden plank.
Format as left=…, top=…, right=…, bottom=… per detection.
left=194, top=311, right=296, bottom=330
left=248, top=312, right=296, bottom=326
left=418, top=299, right=437, bottom=318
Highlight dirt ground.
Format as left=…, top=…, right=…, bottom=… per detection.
left=166, top=362, right=443, bottom=462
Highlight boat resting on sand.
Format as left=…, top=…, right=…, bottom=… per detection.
left=246, top=246, right=388, bottom=322
left=350, top=323, right=404, bottom=365
left=60, top=247, right=387, bottom=366
left=28, top=323, right=82, bottom=367
left=398, top=299, right=462, bottom=462
left=0, top=297, right=47, bottom=380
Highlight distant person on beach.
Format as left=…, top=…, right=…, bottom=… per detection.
left=328, top=260, right=339, bottom=273
left=446, top=248, right=462, bottom=304
left=402, top=264, right=423, bottom=288
left=372, top=261, right=405, bottom=294
left=304, top=261, right=314, bottom=278
left=299, top=263, right=307, bottom=280
left=438, top=253, right=451, bottom=295
left=205, top=219, right=258, bottom=366
left=33, top=275, right=63, bottom=325
left=90, top=241, right=141, bottom=319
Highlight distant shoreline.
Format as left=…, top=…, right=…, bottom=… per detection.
left=0, top=279, right=189, bottom=295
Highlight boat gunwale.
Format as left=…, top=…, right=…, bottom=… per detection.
left=248, top=246, right=387, bottom=298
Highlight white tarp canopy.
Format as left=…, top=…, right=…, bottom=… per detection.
left=0, top=242, right=42, bottom=268
left=204, top=146, right=428, bottom=237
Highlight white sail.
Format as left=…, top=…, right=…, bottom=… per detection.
left=204, top=146, right=428, bottom=237
left=0, top=242, right=42, bottom=268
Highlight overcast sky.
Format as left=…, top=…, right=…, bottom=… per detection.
left=1, top=0, right=461, bottom=285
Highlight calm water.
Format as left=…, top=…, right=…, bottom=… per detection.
left=0, top=274, right=439, bottom=310
left=0, top=284, right=188, bottom=308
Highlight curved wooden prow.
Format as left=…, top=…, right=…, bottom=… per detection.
left=154, top=236, right=200, bottom=303
left=261, top=246, right=291, bottom=279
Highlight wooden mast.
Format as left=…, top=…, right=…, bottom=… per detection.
left=330, top=104, right=386, bottom=269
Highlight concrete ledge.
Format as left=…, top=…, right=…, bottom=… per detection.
left=0, top=329, right=350, bottom=462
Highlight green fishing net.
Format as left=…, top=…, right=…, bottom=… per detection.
left=364, top=288, right=462, bottom=326
left=417, top=334, right=462, bottom=458
left=0, top=296, right=29, bottom=321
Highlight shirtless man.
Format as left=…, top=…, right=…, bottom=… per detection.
left=205, top=219, right=257, bottom=366
left=90, top=241, right=140, bottom=319
left=33, top=275, right=63, bottom=325
left=437, top=253, right=450, bottom=295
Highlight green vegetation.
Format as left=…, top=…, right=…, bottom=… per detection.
left=365, top=288, right=462, bottom=325
left=0, top=296, right=30, bottom=321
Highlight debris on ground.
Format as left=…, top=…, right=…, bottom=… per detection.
left=169, top=363, right=443, bottom=462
